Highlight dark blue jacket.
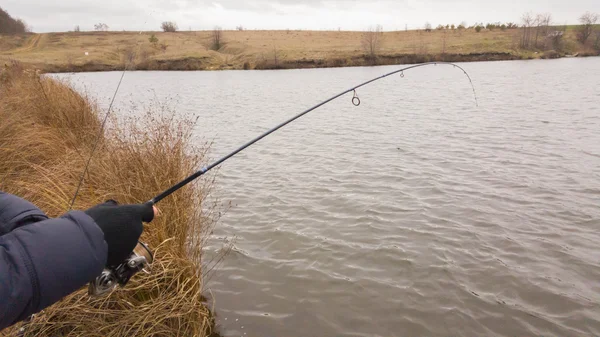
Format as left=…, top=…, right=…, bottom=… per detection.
left=0, top=191, right=107, bottom=330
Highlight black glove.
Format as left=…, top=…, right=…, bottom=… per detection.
left=84, top=200, right=154, bottom=266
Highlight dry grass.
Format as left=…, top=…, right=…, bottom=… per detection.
left=0, top=62, right=220, bottom=336
left=0, top=27, right=595, bottom=72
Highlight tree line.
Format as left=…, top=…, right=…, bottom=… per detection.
left=0, top=7, right=29, bottom=33
left=427, top=21, right=519, bottom=32
left=362, top=10, right=599, bottom=63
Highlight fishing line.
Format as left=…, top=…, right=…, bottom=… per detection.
left=148, top=62, right=478, bottom=205
left=69, top=21, right=152, bottom=210
left=18, top=20, right=158, bottom=336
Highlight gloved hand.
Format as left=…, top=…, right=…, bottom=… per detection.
left=84, top=200, right=155, bottom=266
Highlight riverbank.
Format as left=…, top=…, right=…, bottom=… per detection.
left=0, top=63, right=219, bottom=336
left=1, top=28, right=598, bottom=72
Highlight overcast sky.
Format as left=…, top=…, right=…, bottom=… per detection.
left=3, top=0, right=599, bottom=32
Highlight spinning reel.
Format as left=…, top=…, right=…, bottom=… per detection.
left=88, top=242, right=153, bottom=296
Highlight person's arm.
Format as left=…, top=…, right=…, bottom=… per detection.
left=0, top=211, right=107, bottom=330
left=0, top=191, right=49, bottom=235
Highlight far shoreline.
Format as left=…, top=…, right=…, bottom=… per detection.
left=2, top=29, right=599, bottom=74
left=38, top=52, right=600, bottom=74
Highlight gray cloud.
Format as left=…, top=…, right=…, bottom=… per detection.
left=2, top=0, right=599, bottom=32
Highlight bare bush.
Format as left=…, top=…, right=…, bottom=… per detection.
left=534, top=13, right=552, bottom=48
left=149, top=34, right=159, bottom=47
left=94, top=23, right=109, bottom=31
left=361, top=25, right=384, bottom=64
left=577, top=12, right=599, bottom=44
left=547, top=30, right=565, bottom=51
left=161, top=21, right=178, bottom=32
left=255, top=46, right=286, bottom=69
left=236, top=25, right=244, bottom=31
left=211, top=26, right=223, bottom=50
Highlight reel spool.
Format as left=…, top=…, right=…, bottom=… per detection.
left=88, top=242, right=153, bottom=296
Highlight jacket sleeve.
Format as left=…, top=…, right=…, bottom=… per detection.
left=0, top=211, right=107, bottom=330
left=0, top=192, right=49, bottom=235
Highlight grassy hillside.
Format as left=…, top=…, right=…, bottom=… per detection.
left=0, top=27, right=598, bottom=72
left=0, top=62, right=219, bottom=336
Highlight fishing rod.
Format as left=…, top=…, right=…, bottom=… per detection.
left=83, top=61, right=477, bottom=297
left=148, top=61, right=478, bottom=206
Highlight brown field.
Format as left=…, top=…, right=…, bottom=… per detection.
left=0, top=28, right=597, bottom=72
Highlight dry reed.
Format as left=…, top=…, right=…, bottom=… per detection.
left=0, top=62, right=219, bottom=337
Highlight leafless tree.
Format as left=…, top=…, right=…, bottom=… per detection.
left=258, top=45, right=285, bottom=69
left=212, top=26, right=223, bottom=50
left=424, top=22, right=432, bottom=32
left=94, top=23, right=109, bottom=31
left=534, top=13, right=552, bottom=48
left=73, top=25, right=81, bottom=32
left=577, top=12, right=599, bottom=44
left=520, top=12, right=535, bottom=49
left=161, top=21, right=178, bottom=32
left=361, top=25, right=384, bottom=64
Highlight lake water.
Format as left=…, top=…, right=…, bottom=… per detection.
left=55, top=57, right=600, bottom=337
